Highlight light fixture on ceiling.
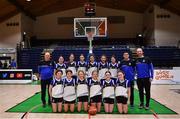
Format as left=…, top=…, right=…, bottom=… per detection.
left=26, top=0, right=31, bottom=2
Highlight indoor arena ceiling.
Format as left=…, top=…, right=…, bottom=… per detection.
left=0, top=0, right=180, bottom=22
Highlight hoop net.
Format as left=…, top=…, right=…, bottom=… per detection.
left=87, top=32, right=94, bottom=41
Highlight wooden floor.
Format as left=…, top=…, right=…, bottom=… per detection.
left=0, top=84, right=180, bottom=119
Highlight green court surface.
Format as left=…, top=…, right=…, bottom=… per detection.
left=7, top=90, right=177, bottom=114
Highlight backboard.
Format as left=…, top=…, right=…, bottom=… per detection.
left=74, top=17, right=107, bottom=37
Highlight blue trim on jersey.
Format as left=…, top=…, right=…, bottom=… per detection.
left=101, top=78, right=115, bottom=88
left=55, top=63, right=67, bottom=69
left=50, top=78, right=63, bottom=87
left=88, top=61, right=98, bottom=68
left=87, top=77, right=101, bottom=87
left=116, top=79, right=130, bottom=88
left=66, top=61, right=76, bottom=67
left=98, top=62, right=109, bottom=70
left=77, top=61, right=87, bottom=67
left=76, top=78, right=88, bottom=85
left=63, top=77, right=76, bottom=87
left=108, top=62, right=119, bottom=69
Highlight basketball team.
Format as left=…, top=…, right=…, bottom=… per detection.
left=38, top=48, right=154, bottom=114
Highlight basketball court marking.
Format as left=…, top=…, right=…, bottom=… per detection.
left=1, top=85, right=180, bottom=119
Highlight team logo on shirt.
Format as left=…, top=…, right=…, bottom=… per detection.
left=136, top=60, right=141, bottom=64
left=129, top=63, right=131, bottom=66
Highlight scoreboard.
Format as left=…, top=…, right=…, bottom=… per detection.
left=84, top=2, right=96, bottom=16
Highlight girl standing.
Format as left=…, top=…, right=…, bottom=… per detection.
left=87, top=54, right=98, bottom=77
left=77, top=54, right=87, bottom=74
left=109, top=55, right=119, bottom=78
left=56, top=56, right=67, bottom=77
left=67, top=53, right=77, bottom=76
left=98, top=55, right=109, bottom=80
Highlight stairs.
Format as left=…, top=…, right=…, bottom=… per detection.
left=130, top=48, right=138, bottom=59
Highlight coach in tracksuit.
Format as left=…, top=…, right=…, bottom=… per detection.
left=120, top=52, right=135, bottom=108
left=135, top=48, right=154, bottom=110
left=38, top=52, right=55, bottom=107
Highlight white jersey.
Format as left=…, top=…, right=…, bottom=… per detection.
left=51, top=78, right=64, bottom=98
left=101, top=79, right=115, bottom=99
left=77, top=67, right=86, bottom=74
left=115, top=79, right=130, bottom=97
left=56, top=63, right=67, bottom=77
left=77, top=61, right=87, bottom=73
left=88, top=77, right=102, bottom=98
left=76, top=78, right=88, bottom=97
left=63, top=77, right=76, bottom=101
left=98, top=62, right=109, bottom=80
left=67, top=61, right=77, bottom=75
left=109, top=62, right=119, bottom=78
left=87, top=62, right=98, bottom=77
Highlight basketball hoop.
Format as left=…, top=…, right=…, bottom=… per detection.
left=74, top=17, right=107, bottom=37
left=86, top=32, right=94, bottom=54
left=87, top=32, right=94, bottom=41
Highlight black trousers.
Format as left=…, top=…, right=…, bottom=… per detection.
left=130, top=80, right=134, bottom=106
left=137, top=78, right=151, bottom=106
left=41, top=78, right=52, bottom=104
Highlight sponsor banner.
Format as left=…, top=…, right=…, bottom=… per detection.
left=0, top=69, right=32, bottom=80
left=152, top=69, right=180, bottom=84
left=172, top=69, right=180, bottom=83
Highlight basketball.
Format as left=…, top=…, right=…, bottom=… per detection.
left=88, top=106, right=97, bottom=115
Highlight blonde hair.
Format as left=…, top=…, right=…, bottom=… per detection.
left=92, top=70, right=98, bottom=75
left=77, top=70, right=86, bottom=79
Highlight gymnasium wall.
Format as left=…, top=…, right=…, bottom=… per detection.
left=154, top=5, right=180, bottom=46
left=21, top=14, right=34, bottom=37
left=143, top=5, right=155, bottom=45
left=21, top=14, right=35, bottom=48
left=34, top=6, right=143, bottom=39
left=0, top=14, right=21, bottom=48
left=1, top=5, right=180, bottom=48
left=0, top=13, right=35, bottom=48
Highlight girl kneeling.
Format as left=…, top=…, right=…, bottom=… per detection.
left=115, top=71, right=130, bottom=114
left=101, top=71, right=115, bottom=113
left=63, top=70, right=76, bottom=112
left=49, top=70, right=64, bottom=112
left=76, top=70, right=89, bottom=112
